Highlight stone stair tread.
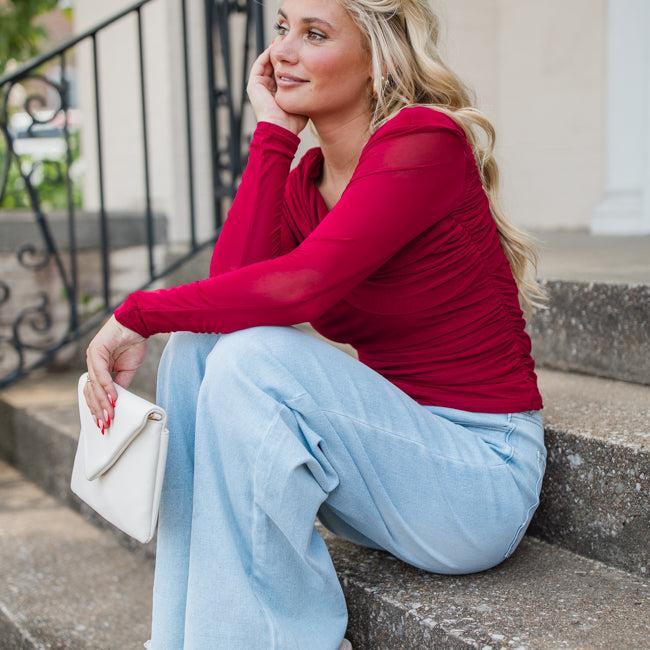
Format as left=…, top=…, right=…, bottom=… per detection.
left=1, top=364, right=647, bottom=578
left=0, top=367, right=157, bottom=440
left=318, top=523, right=650, bottom=648
left=529, top=280, right=649, bottom=387
left=0, top=459, right=153, bottom=649
left=531, top=229, right=650, bottom=284
left=1, top=458, right=648, bottom=649
left=2, top=365, right=647, bottom=450
left=536, top=368, right=650, bottom=450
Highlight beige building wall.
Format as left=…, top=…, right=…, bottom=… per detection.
left=291, top=0, right=608, bottom=232
left=74, top=0, right=610, bottom=238
left=495, top=0, right=607, bottom=232
left=434, top=0, right=607, bottom=232
left=73, top=0, right=214, bottom=245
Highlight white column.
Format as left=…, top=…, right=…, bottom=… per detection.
left=591, top=0, right=650, bottom=234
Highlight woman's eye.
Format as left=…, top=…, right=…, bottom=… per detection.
left=272, top=22, right=325, bottom=42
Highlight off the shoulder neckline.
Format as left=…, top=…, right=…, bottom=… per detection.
left=302, top=105, right=460, bottom=183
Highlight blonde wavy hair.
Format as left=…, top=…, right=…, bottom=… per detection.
left=305, top=0, right=550, bottom=318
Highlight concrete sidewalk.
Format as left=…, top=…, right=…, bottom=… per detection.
left=530, top=229, right=650, bottom=284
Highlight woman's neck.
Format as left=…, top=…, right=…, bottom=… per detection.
left=313, top=110, right=372, bottom=188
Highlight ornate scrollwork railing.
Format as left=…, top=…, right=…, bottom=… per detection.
left=0, top=0, right=265, bottom=388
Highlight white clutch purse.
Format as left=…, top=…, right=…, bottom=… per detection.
left=70, top=371, right=169, bottom=543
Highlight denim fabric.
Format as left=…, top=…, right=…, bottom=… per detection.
left=144, top=325, right=547, bottom=649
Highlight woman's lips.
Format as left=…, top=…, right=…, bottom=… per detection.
left=276, top=75, right=309, bottom=87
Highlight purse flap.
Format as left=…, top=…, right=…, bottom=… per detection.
left=77, top=371, right=166, bottom=481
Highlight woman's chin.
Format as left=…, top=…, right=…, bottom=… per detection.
left=275, top=96, right=309, bottom=115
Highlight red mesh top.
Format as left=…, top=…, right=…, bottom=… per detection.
left=114, top=105, right=543, bottom=413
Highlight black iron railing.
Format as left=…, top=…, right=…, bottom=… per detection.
left=0, top=0, right=265, bottom=388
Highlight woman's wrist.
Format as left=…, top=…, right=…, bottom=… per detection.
left=111, top=314, right=146, bottom=341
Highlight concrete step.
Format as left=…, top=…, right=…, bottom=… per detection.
left=526, top=229, right=650, bottom=386
left=152, top=239, right=650, bottom=387
left=5, top=227, right=649, bottom=389
left=45, top=232, right=650, bottom=393
left=532, top=229, right=650, bottom=285
left=529, top=368, right=649, bottom=577
left=0, top=366, right=159, bottom=560
left=1, top=457, right=648, bottom=649
left=0, top=363, right=647, bottom=577
left=0, top=209, right=169, bottom=253
left=528, top=279, right=649, bottom=386
left=0, top=459, right=153, bottom=649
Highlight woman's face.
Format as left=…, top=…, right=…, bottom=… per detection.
left=270, top=0, right=372, bottom=118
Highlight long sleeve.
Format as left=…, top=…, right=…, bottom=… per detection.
left=113, top=110, right=468, bottom=338
left=208, top=120, right=301, bottom=276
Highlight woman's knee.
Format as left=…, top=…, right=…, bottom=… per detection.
left=215, top=325, right=303, bottom=353
left=204, top=326, right=304, bottom=374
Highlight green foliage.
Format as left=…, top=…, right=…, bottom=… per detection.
left=59, top=285, right=106, bottom=320
left=0, top=0, right=60, bottom=76
left=0, top=1, right=82, bottom=210
left=0, top=129, right=83, bottom=210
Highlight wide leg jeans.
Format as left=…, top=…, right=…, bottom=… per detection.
left=145, top=325, right=546, bottom=649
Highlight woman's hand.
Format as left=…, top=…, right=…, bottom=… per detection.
left=84, top=314, right=148, bottom=434
left=247, top=43, right=309, bottom=135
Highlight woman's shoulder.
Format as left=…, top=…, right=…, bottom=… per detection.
left=290, top=106, right=462, bottom=176
left=285, top=105, right=467, bottom=191
left=357, top=106, right=469, bottom=174
left=371, top=105, right=465, bottom=142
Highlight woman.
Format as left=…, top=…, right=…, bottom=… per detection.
left=83, top=1, right=549, bottom=648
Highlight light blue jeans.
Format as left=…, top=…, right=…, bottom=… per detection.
left=145, top=325, right=546, bottom=649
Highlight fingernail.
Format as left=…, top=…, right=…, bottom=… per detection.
left=109, top=395, right=115, bottom=407
left=103, top=409, right=108, bottom=424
